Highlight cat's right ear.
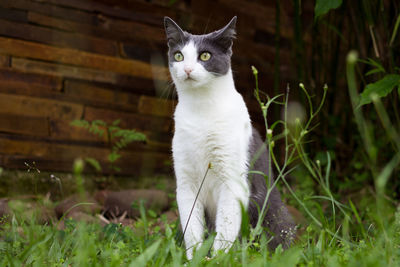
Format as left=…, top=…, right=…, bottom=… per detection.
left=164, top=17, right=185, bottom=47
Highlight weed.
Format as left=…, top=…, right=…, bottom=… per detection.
left=70, top=119, right=146, bottom=183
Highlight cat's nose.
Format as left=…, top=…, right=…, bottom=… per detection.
left=184, top=67, right=193, bottom=75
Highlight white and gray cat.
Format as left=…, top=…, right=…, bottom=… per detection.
left=164, top=16, right=295, bottom=259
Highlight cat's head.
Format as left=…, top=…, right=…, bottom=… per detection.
left=164, top=17, right=237, bottom=90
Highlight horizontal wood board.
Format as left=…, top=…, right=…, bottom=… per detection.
left=0, top=0, right=303, bottom=176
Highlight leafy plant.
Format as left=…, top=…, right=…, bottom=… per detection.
left=314, top=0, right=343, bottom=20
left=70, top=119, right=146, bottom=175
left=358, top=74, right=400, bottom=107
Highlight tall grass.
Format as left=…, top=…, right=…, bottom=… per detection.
left=1, top=62, right=400, bottom=266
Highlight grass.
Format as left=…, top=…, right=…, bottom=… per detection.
left=0, top=205, right=399, bottom=266
left=1, top=56, right=400, bottom=266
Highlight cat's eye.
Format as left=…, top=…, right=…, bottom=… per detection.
left=174, top=52, right=184, bottom=62
left=200, top=52, right=211, bottom=61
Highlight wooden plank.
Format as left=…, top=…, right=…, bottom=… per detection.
left=12, top=57, right=118, bottom=84
left=49, top=119, right=108, bottom=143
left=2, top=154, right=172, bottom=175
left=0, top=137, right=172, bottom=175
left=0, top=18, right=117, bottom=56
left=64, top=80, right=139, bottom=112
left=120, top=43, right=167, bottom=62
left=1, top=155, right=79, bottom=173
left=0, top=55, right=10, bottom=67
left=0, top=0, right=96, bottom=25
left=28, top=12, right=171, bottom=62
left=49, top=119, right=171, bottom=152
left=138, top=95, right=175, bottom=118
left=11, top=58, right=161, bottom=94
left=5, top=1, right=166, bottom=44
left=0, top=37, right=168, bottom=80
left=0, top=80, right=62, bottom=100
left=94, top=0, right=177, bottom=20
left=27, top=11, right=97, bottom=34
left=120, top=43, right=153, bottom=62
left=0, top=136, right=104, bottom=159
left=0, top=78, right=159, bottom=116
left=84, top=107, right=173, bottom=134
left=0, top=113, right=49, bottom=137
left=27, top=12, right=138, bottom=43
left=0, top=79, right=162, bottom=114
left=36, top=0, right=164, bottom=26
left=115, top=75, right=161, bottom=95
left=23, top=4, right=167, bottom=45
left=141, top=130, right=172, bottom=151
left=102, top=18, right=166, bottom=43
left=0, top=6, right=28, bottom=23
left=0, top=67, right=62, bottom=90
left=0, top=93, right=83, bottom=121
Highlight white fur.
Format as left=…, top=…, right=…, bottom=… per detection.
left=170, top=42, right=253, bottom=259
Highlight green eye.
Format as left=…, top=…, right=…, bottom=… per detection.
left=200, top=52, right=211, bottom=61
left=174, top=52, right=184, bottom=62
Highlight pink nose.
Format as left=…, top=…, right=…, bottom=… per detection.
left=184, top=67, right=193, bottom=75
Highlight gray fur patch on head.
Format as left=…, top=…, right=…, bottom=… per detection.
left=164, top=16, right=237, bottom=76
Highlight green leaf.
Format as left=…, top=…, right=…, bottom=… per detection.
left=358, top=58, right=386, bottom=76
left=365, top=68, right=385, bottom=76
left=315, top=0, right=342, bottom=20
left=148, top=209, right=157, bottom=218
left=240, top=201, right=250, bottom=238
left=390, top=14, right=400, bottom=46
left=92, top=120, right=106, bottom=126
left=358, top=74, right=400, bottom=107
left=398, top=85, right=400, bottom=99
left=70, top=119, right=89, bottom=128
left=113, top=166, right=121, bottom=172
left=112, top=119, right=121, bottom=126
left=128, top=240, right=161, bottom=266
left=84, top=157, right=102, bottom=172
left=108, top=152, right=121, bottom=163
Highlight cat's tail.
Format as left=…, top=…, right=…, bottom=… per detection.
left=262, top=187, right=296, bottom=249
left=248, top=127, right=297, bottom=249
left=248, top=184, right=296, bottom=249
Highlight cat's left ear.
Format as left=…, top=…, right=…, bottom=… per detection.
left=164, top=17, right=186, bottom=47
left=214, top=16, right=237, bottom=51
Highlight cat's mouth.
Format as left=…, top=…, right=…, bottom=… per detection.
left=184, top=76, right=196, bottom=82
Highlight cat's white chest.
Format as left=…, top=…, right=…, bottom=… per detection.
left=172, top=88, right=252, bottom=208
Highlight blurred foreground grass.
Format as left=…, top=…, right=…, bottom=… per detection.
left=1, top=203, right=399, bottom=266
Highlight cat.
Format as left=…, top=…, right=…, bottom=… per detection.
left=164, top=16, right=295, bottom=259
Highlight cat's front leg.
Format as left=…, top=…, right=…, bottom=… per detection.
left=177, top=184, right=205, bottom=260
left=213, top=183, right=249, bottom=254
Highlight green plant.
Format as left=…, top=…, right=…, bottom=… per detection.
left=285, top=0, right=400, bottom=197
left=250, top=65, right=349, bottom=243
left=70, top=119, right=146, bottom=176
left=347, top=50, right=400, bottom=238
left=2, top=66, right=400, bottom=266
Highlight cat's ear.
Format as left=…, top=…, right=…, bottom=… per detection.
left=164, top=17, right=185, bottom=47
left=214, top=16, right=237, bottom=51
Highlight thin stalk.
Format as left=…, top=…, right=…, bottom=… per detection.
left=346, top=50, right=388, bottom=241
left=372, top=95, right=400, bottom=152
left=179, top=163, right=211, bottom=246
left=346, top=51, right=377, bottom=168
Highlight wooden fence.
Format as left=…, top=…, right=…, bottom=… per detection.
left=0, top=0, right=307, bottom=176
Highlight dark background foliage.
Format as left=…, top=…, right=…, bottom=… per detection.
left=291, top=0, right=400, bottom=199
